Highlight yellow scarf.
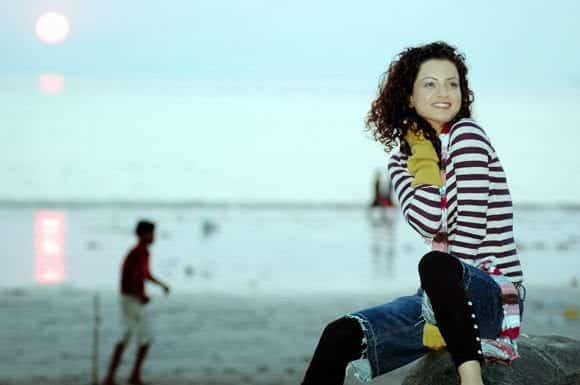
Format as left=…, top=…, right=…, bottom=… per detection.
left=405, top=131, right=443, bottom=188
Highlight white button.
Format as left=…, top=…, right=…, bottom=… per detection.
left=467, top=301, right=473, bottom=306
left=471, top=314, right=476, bottom=319
left=476, top=337, right=480, bottom=341
left=478, top=350, right=482, bottom=354
left=473, top=324, right=478, bottom=329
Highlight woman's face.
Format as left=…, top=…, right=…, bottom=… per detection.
left=409, top=59, right=461, bottom=133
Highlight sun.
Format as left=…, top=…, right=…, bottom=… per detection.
left=35, top=12, right=70, bottom=44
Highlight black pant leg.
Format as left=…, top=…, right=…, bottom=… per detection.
left=419, top=251, right=483, bottom=368
left=302, top=316, right=363, bottom=385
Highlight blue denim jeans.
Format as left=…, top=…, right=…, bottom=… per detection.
left=347, top=261, right=514, bottom=381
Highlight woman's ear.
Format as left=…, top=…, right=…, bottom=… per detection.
left=408, top=96, right=414, bottom=108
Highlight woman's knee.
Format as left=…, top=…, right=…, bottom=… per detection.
left=321, top=317, right=363, bottom=347
left=418, top=251, right=462, bottom=283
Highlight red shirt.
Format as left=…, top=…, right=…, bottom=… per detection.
left=120, top=243, right=151, bottom=298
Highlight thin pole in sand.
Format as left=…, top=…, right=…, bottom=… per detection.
left=91, top=292, right=101, bottom=385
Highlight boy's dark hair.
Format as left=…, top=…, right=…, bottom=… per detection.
left=135, top=220, right=155, bottom=237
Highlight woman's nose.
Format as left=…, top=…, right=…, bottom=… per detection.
left=437, top=85, right=450, bottom=97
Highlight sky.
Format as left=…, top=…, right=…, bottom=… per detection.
left=1, top=0, right=579, bottom=203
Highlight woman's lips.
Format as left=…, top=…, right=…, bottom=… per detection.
left=432, top=102, right=451, bottom=109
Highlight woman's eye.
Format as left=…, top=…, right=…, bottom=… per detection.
left=450, top=82, right=459, bottom=88
left=424, top=82, right=435, bottom=88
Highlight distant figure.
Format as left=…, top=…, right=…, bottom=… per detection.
left=102, top=220, right=170, bottom=385
left=184, top=264, right=195, bottom=278
left=371, top=169, right=394, bottom=208
left=201, top=218, right=218, bottom=238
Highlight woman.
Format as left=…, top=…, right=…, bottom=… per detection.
left=301, top=41, right=524, bottom=385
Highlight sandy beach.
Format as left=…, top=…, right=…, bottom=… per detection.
left=2, top=205, right=580, bottom=384
left=1, top=284, right=579, bottom=385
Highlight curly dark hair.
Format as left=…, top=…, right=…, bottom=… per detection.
left=366, top=41, right=474, bottom=162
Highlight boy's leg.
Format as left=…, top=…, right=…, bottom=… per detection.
left=128, top=343, right=150, bottom=385
left=102, top=334, right=129, bottom=385
left=128, top=302, right=152, bottom=385
left=104, top=295, right=135, bottom=385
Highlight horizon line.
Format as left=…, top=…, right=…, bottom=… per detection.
left=0, top=198, right=579, bottom=211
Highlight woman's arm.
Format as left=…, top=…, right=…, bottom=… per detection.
left=388, top=134, right=443, bottom=238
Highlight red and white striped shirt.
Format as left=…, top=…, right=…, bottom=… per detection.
left=388, top=118, right=523, bottom=283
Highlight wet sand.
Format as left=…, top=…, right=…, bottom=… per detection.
left=1, top=285, right=579, bottom=385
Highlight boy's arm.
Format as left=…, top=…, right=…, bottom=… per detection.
left=148, top=274, right=170, bottom=295
left=144, top=259, right=170, bottom=295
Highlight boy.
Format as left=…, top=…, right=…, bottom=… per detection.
left=102, top=220, right=170, bottom=385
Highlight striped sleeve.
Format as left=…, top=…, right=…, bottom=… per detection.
left=388, top=153, right=442, bottom=238
left=448, top=120, right=492, bottom=258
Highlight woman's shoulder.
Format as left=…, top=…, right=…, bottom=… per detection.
left=449, top=118, right=486, bottom=135
left=387, top=147, right=407, bottom=162
left=387, top=148, right=410, bottom=173
left=448, top=118, right=493, bottom=151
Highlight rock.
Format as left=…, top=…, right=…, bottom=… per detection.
left=402, top=335, right=580, bottom=385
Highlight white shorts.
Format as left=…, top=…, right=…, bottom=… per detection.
left=120, top=295, right=152, bottom=345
